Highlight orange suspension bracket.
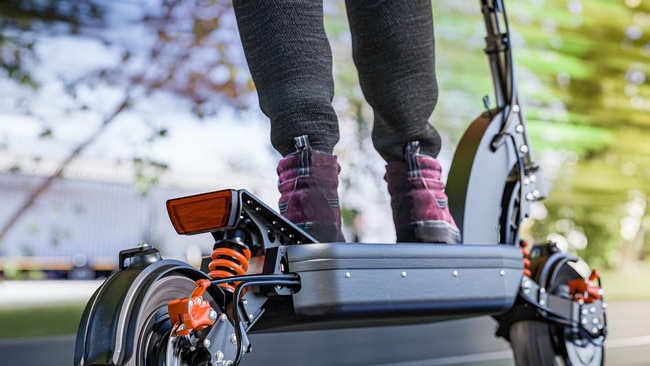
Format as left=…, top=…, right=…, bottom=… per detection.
left=568, top=269, right=603, bottom=304
left=168, top=279, right=218, bottom=336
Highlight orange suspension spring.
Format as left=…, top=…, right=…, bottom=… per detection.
left=208, top=238, right=251, bottom=292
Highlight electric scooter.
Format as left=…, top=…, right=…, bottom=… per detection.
left=74, top=1, right=607, bottom=365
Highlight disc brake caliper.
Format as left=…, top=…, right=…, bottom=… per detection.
left=568, top=269, right=606, bottom=338
left=568, top=269, right=603, bottom=303
left=168, top=279, right=217, bottom=336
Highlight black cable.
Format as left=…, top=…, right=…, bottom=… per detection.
left=489, top=1, right=523, bottom=151
left=208, top=273, right=300, bottom=287
left=500, top=0, right=517, bottom=132
left=190, top=273, right=300, bottom=364
left=502, top=0, right=516, bottom=104
left=504, top=132, right=525, bottom=245
left=231, top=278, right=301, bottom=365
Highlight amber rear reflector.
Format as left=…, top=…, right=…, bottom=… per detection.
left=166, top=189, right=239, bottom=235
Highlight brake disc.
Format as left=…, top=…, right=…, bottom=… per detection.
left=135, top=275, right=210, bottom=366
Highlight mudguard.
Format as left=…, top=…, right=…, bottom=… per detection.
left=73, top=246, right=214, bottom=366
left=447, top=109, right=543, bottom=245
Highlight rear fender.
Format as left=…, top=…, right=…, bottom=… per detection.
left=74, top=256, right=213, bottom=366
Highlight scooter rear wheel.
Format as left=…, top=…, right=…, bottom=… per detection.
left=134, top=274, right=215, bottom=366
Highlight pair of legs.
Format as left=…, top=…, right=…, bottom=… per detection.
left=233, top=0, right=460, bottom=243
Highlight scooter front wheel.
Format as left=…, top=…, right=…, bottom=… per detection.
left=510, top=320, right=603, bottom=366
left=509, top=261, right=604, bottom=366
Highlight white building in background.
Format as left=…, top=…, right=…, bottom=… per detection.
left=0, top=155, right=276, bottom=279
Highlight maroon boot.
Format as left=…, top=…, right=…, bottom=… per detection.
left=277, top=135, right=345, bottom=243
left=385, top=141, right=461, bottom=244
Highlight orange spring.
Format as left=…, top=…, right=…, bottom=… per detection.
left=208, top=244, right=251, bottom=292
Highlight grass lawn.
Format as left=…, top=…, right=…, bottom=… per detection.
left=0, top=303, right=86, bottom=339
left=1, top=262, right=648, bottom=340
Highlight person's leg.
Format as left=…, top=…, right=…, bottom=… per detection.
left=344, top=0, right=441, bottom=161
left=345, top=0, right=460, bottom=243
left=232, top=0, right=344, bottom=242
left=232, top=0, right=338, bottom=155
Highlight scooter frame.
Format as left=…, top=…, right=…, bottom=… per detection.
left=74, top=1, right=607, bottom=365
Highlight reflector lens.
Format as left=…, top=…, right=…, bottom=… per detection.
left=166, top=189, right=238, bottom=235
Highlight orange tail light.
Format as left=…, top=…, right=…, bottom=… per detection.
left=166, top=189, right=240, bottom=235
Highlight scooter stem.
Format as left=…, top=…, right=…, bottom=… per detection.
left=481, top=0, right=537, bottom=172
left=482, top=0, right=513, bottom=110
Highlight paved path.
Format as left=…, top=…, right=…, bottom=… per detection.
left=0, top=281, right=648, bottom=365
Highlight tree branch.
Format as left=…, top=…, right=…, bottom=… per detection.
left=0, top=95, right=131, bottom=242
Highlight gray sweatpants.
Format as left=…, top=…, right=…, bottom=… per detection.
left=233, top=0, right=442, bottom=162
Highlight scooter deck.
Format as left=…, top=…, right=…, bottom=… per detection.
left=251, top=242, right=523, bottom=332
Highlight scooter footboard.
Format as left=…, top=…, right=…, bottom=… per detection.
left=288, top=243, right=522, bottom=320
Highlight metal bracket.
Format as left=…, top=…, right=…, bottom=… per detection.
left=199, top=311, right=246, bottom=366
left=496, top=273, right=607, bottom=341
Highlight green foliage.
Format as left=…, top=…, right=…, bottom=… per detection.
left=133, top=157, right=169, bottom=196
left=527, top=121, right=613, bottom=155
left=516, top=0, right=650, bottom=268
left=0, top=304, right=85, bottom=339
left=321, top=0, right=650, bottom=267
left=431, top=0, right=650, bottom=268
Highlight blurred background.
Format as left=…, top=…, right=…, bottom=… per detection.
left=0, top=0, right=649, bottom=365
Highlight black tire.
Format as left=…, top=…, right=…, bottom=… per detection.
left=499, top=171, right=521, bottom=246
left=510, top=320, right=559, bottom=366
left=510, top=319, right=604, bottom=366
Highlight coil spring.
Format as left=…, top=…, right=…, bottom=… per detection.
left=208, top=238, right=251, bottom=292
